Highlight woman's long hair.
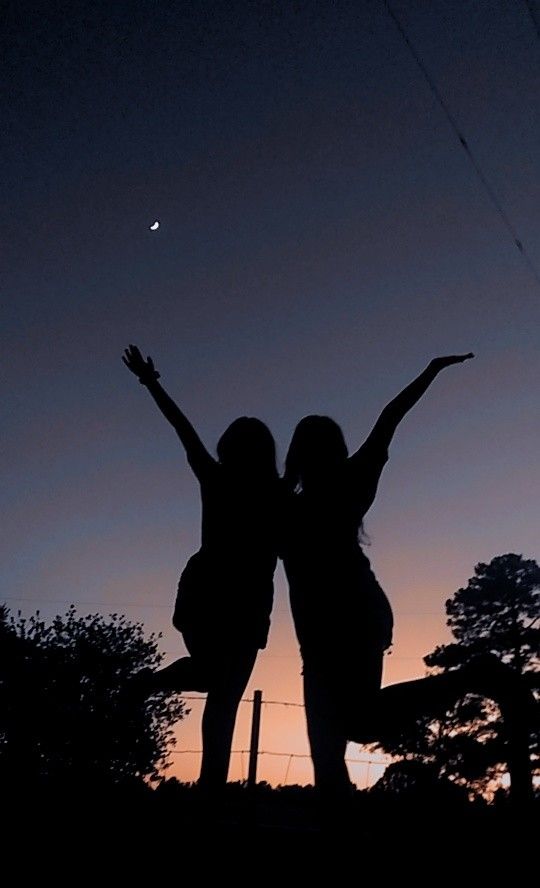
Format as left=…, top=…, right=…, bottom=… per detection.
left=217, top=417, right=278, bottom=481
left=284, top=414, right=369, bottom=542
left=284, top=415, right=348, bottom=492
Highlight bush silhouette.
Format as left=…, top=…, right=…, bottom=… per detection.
left=0, top=604, right=186, bottom=787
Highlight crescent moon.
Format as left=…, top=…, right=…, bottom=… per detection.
left=149, top=220, right=160, bottom=231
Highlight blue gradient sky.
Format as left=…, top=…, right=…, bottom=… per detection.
left=2, top=1, right=539, bottom=785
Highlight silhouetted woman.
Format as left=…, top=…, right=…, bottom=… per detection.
left=283, top=354, right=532, bottom=800
left=123, top=345, right=281, bottom=789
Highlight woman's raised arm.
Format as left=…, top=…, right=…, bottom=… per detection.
left=352, top=353, right=474, bottom=456
left=122, top=344, right=216, bottom=480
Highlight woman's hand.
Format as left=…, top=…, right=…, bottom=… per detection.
left=430, top=353, right=474, bottom=371
left=122, top=346, right=214, bottom=477
left=122, top=344, right=161, bottom=385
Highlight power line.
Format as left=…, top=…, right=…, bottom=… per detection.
left=382, top=0, right=540, bottom=286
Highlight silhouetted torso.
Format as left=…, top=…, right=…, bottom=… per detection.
left=176, top=461, right=283, bottom=650
left=282, top=439, right=393, bottom=656
left=199, top=463, right=280, bottom=572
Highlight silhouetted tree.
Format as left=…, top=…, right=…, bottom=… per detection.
left=370, top=759, right=470, bottom=805
left=373, top=554, right=539, bottom=796
left=0, top=605, right=186, bottom=787
left=428, top=553, right=540, bottom=671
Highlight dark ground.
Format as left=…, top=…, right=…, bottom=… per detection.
left=3, top=780, right=537, bottom=879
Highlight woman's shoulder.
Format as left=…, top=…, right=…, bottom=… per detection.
left=348, top=440, right=389, bottom=474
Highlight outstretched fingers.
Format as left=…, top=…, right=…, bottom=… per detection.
left=444, top=352, right=474, bottom=364
left=122, top=344, right=145, bottom=375
left=432, top=352, right=475, bottom=370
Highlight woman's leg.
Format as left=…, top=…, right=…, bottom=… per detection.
left=350, top=656, right=531, bottom=742
left=148, top=656, right=209, bottom=693
left=130, top=628, right=211, bottom=694
left=303, top=660, right=351, bottom=797
left=348, top=656, right=534, bottom=803
left=198, top=646, right=258, bottom=790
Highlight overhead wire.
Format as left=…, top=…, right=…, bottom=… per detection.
left=382, top=0, right=540, bottom=286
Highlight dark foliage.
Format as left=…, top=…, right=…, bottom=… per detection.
left=0, top=604, right=186, bottom=786
left=372, top=554, right=539, bottom=796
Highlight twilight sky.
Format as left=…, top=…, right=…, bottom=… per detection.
left=2, top=0, right=539, bottom=786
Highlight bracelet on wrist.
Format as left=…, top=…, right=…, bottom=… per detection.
left=139, top=371, right=161, bottom=385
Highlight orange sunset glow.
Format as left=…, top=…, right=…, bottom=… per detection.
left=164, top=563, right=466, bottom=787
left=3, top=0, right=539, bottom=810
